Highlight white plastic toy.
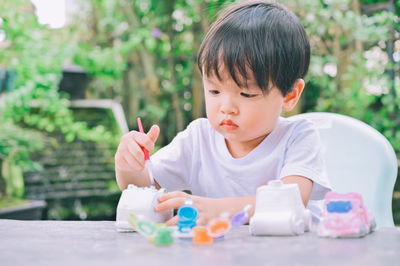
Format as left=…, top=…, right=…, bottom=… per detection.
left=115, top=184, right=173, bottom=232
left=249, top=180, right=311, bottom=236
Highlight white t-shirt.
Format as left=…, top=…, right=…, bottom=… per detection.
left=152, top=116, right=331, bottom=202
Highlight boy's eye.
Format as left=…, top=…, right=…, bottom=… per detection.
left=240, top=92, right=257, bottom=98
left=208, top=90, right=220, bottom=95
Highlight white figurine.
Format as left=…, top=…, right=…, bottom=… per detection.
left=115, top=184, right=173, bottom=232
left=249, top=180, right=311, bottom=236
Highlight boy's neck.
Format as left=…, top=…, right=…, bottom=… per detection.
left=224, top=134, right=268, bottom=158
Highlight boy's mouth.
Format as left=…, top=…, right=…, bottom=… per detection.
left=220, top=119, right=238, bottom=130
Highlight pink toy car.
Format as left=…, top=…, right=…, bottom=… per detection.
left=318, top=192, right=376, bottom=238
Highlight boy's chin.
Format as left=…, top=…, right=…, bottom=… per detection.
left=225, top=133, right=269, bottom=146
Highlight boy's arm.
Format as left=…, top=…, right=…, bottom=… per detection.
left=114, top=125, right=160, bottom=190
left=115, top=168, right=162, bottom=190
left=156, top=191, right=256, bottom=226
left=156, top=176, right=312, bottom=226
left=115, top=167, right=151, bottom=190
left=281, top=175, right=313, bottom=206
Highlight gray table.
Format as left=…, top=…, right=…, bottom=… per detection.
left=0, top=220, right=399, bottom=266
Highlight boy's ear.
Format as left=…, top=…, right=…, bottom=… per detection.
left=282, top=79, right=305, bottom=112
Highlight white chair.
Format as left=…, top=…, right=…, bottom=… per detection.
left=292, top=112, right=398, bottom=227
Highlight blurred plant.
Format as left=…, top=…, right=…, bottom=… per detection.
left=0, top=0, right=118, bottom=205
left=282, top=0, right=400, bottom=152
left=0, top=1, right=117, bottom=142
left=0, top=119, right=44, bottom=198
left=69, top=0, right=399, bottom=152
left=70, top=0, right=235, bottom=143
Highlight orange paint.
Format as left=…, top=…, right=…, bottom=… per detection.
left=209, top=220, right=229, bottom=235
left=192, top=226, right=213, bottom=244
left=207, top=217, right=231, bottom=238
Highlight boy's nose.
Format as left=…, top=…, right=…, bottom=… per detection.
left=220, top=98, right=238, bottom=115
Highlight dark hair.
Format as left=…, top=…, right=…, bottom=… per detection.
left=197, top=1, right=310, bottom=96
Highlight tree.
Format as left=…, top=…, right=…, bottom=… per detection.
left=71, top=0, right=234, bottom=144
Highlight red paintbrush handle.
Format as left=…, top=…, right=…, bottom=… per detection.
left=137, top=117, right=150, bottom=161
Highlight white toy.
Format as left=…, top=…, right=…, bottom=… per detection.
left=115, top=184, right=173, bottom=232
left=249, top=180, right=311, bottom=236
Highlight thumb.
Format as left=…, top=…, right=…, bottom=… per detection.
left=147, top=125, right=160, bottom=144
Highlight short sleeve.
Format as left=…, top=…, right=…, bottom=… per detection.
left=279, top=120, right=331, bottom=200
left=150, top=120, right=198, bottom=191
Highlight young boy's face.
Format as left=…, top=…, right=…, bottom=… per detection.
left=203, top=68, right=286, bottom=156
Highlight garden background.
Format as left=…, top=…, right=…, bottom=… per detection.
left=0, top=0, right=399, bottom=223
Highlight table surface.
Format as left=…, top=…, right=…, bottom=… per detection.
left=0, top=220, right=399, bottom=266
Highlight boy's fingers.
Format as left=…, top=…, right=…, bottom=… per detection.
left=131, top=131, right=154, bottom=152
left=116, top=142, right=141, bottom=169
left=165, top=215, right=179, bottom=226
left=158, top=191, right=189, bottom=202
left=122, top=125, right=159, bottom=154
left=155, top=197, right=187, bottom=212
left=147, top=125, right=160, bottom=146
left=126, top=139, right=145, bottom=164
left=120, top=153, right=138, bottom=170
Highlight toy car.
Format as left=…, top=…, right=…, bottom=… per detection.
left=317, top=191, right=376, bottom=238
left=249, top=180, right=311, bottom=236
left=115, top=184, right=173, bottom=232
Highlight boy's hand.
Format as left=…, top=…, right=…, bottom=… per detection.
left=155, top=191, right=226, bottom=226
left=114, top=125, right=160, bottom=188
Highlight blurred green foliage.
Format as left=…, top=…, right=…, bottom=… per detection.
left=65, top=0, right=400, bottom=151
left=0, top=121, right=43, bottom=198
left=69, top=0, right=237, bottom=143
left=0, top=0, right=118, bottom=201
left=2, top=0, right=396, bottom=149
left=1, top=0, right=398, bottom=154
left=279, top=0, right=400, bottom=153
left=0, top=0, right=117, bottom=144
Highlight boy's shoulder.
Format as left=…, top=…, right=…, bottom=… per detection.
left=177, top=118, right=213, bottom=140
left=274, top=115, right=320, bottom=144
left=278, top=115, right=317, bottom=131
left=186, top=118, right=212, bottom=131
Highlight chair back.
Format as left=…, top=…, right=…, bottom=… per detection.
left=292, top=112, right=398, bottom=227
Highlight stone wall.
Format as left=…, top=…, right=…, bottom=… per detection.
left=24, top=137, right=118, bottom=200
left=23, top=105, right=124, bottom=220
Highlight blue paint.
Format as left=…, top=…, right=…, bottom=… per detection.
left=177, top=203, right=198, bottom=233
left=327, top=201, right=352, bottom=213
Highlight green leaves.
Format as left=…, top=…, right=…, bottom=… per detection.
left=0, top=121, right=44, bottom=171
left=281, top=0, right=399, bottom=152
left=1, top=160, right=25, bottom=198
left=0, top=0, right=119, bottom=199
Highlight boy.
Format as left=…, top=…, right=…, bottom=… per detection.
left=115, top=1, right=331, bottom=225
